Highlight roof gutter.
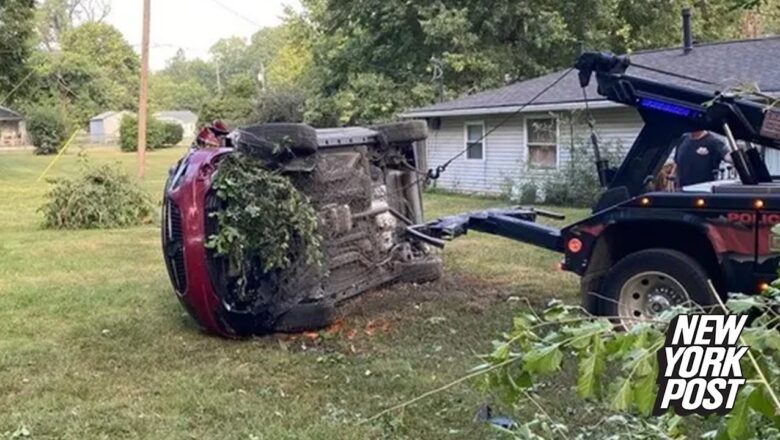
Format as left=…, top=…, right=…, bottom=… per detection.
left=398, top=99, right=623, bottom=118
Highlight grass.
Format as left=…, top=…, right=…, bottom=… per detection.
left=0, top=147, right=588, bottom=439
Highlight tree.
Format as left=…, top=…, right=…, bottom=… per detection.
left=161, top=49, right=219, bottom=95
left=27, top=22, right=139, bottom=127
left=210, top=36, right=256, bottom=89
left=36, top=0, right=111, bottom=50
left=0, top=0, right=36, bottom=105
left=149, top=73, right=208, bottom=112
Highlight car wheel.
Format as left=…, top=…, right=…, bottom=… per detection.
left=600, top=249, right=717, bottom=328
left=373, top=120, right=428, bottom=145
left=273, top=301, right=336, bottom=334
left=238, top=123, right=319, bottom=157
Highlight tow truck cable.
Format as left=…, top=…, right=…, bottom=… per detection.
left=425, top=59, right=718, bottom=185
left=426, top=67, right=575, bottom=181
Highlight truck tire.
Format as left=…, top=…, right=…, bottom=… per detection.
left=238, top=123, right=319, bottom=157
left=599, top=249, right=718, bottom=328
left=373, top=121, right=428, bottom=145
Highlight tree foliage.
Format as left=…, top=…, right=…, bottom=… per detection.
left=0, top=0, right=36, bottom=104
left=480, top=296, right=780, bottom=439
left=36, top=0, right=111, bottom=50
left=290, top=0, right=765, bottom=125
left=119, top=116, right=180, bottom=152
left=23, top=21, right=139, bottom=128
left=207, top=152, right=322, bottom=299
left=27, top=106, right=68, bottom=155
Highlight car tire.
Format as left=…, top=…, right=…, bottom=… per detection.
left=238, top=123, right=319, bottom=157
left=373, top=120, right=428, bottom=145
left=273, top=301, right=336, bottom=333
left=599, top=249, right=718, bottom=328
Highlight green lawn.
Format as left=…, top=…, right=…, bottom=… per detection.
left=0, top=147, right=587, bottom=439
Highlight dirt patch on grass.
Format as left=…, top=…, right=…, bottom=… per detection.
left=337, top=273, right=521, bottom=321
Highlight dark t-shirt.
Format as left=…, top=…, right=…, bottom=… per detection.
left=674, top=133, right=730, bottom=186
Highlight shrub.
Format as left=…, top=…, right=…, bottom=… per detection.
left=519, top=182, right=539, bottom=205
left=40, top=162, right=154, bottom=229
left=162, top=122, right=183, bottom=146
left=27, top=107, right=68, bottom=155
left=119, top=116, right=167, bottom=152
left=541, top=139, right=622, bottom=208
left=252, top=89, right=305, bottom=123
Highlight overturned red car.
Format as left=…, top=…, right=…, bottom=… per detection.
left=162, top=122, right=441, bottom=337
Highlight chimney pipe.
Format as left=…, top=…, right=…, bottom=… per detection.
left=682, top=8, right=693, bottom=54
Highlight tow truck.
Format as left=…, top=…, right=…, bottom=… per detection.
left=414, top=51, right=780, bottom=327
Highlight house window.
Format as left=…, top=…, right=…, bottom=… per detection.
left=465, top=122, right=485, bottom=160
left=527, top=117, right=558, bottom=169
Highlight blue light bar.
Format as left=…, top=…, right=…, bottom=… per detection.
left=638, top=98, right=701, bottom=118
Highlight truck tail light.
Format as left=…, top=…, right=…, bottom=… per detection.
left=567, top=238, right=583, bottom=254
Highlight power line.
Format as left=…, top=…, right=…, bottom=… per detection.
left=206, top=0, right=264, bottom=28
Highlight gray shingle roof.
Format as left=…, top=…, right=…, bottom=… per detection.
left=403, top=36, right=780, bottom=117
left=0, top=106, right=23, bottom=121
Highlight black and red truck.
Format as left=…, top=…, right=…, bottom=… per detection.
left=417, top=52, right=780, bottom=328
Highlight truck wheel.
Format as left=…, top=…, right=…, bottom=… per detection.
left=238, top=123, right=319, bottom=156
left=600, top=249, right=717, bottom=328
left=373, top=121, right=428, bottom=144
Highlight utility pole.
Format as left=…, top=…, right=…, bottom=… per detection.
left=216, top=57, right=222, bottom=95
left=137, top=0, right=151, bottom=179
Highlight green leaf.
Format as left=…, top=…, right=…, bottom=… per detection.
left=542, top=299, right=568, bottom=322
left=611, top=377, right=633, bottom=412
left=727, top=385, right=754, bottom=440
left=727, top=295, right=763, bottom=314
left=634, top=372, right=656, bottom=416
left=577, top=334, right=605, bottom=399
left=491, top=342, right=510, bottom=363
left=748, top=386, right=780, bottom=421
left=523, top=344, right=563, bottom=375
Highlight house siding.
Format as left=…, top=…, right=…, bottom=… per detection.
left=426, top=107, right=643, bottom=194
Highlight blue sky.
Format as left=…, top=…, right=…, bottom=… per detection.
left=107, top=0, right=301, bottom=70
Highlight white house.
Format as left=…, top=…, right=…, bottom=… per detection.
left=401, top=36, right=780, bottom=195
left=154, top=111, right=198, bottom=139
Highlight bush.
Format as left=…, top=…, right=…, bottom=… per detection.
left=539, top=139, right=622, bottom=208
left=119, top=116, right=168, bottom=152
left=40, top=162, right=154, bottom=229
left=252, top=89, right=305, bottom=123
left=162, top=122, right=183, bottom=146
left=27, top=107, right=68, bottom=155
left=519, top=182, right=539, bottom=205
